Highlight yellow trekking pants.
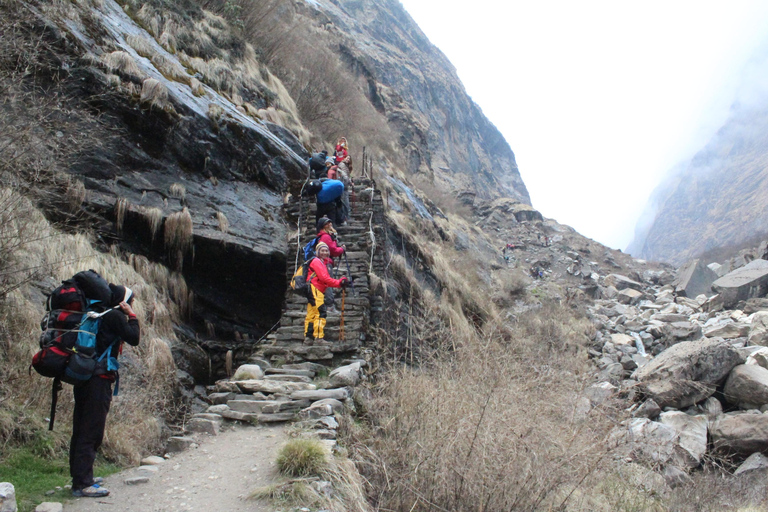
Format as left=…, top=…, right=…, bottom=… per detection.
left=304, top=284, right=327, bottom=339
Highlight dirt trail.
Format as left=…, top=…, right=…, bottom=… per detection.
left=64, top=424, right=286, bottom=512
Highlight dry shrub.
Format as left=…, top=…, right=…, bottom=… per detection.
left=189, top=77, right=206, bottom=97
left=491, top=268, right=529, bottom=308
left=126, top=33, right=155, bottom=59
left=137, top=205, right=163, bottom=239
left=114, top=197, right=130, bottom=233
left=169, top=182, right=186, bottom=200
left=101, top=50, right=144, bottom=80
left=151, top=53, right=190, bottom=85
left=215, top=211, right=229, bottom=233
left=164, top=207, right=193, bottom=270
left=276, top=439, right=327, bottom=477
left=207, top=102, right=224, bottom=123
left=140, top=78, right=169, bottom=110
left=346, top=301, right=613, bottom=512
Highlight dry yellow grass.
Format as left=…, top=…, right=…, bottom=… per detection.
left=114, top=197, right=130, bottom=233
left=126, top=34, right=155, bottom=59
left=101, top=50, right=144, bottom=79
left=137, top=206, right=163, bottom=239
left=169, top=182, right=186, bottom=200
left=164, top=207, right=193, bottom=270
left=189, top=77, right=206, bottom=97
left=140, top=78, right=169, bottom=110
left=215, top=211, right=229, bottom=233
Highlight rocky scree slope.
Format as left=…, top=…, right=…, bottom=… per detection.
left=585, top=241, right=768, bottom=489
left=294, top=0, right=530, bottom=204
left=629, top=104, right=768, bottom=265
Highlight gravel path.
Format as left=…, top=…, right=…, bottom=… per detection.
left=64, top=423, right=287, bottom=512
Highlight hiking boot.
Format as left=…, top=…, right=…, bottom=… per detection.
left=72, top=484, right=110, bottom=497
left=304, top=337, right=314, bottom=346
left=92, top=477, right=104, bottom=485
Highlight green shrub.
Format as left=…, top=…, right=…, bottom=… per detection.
left=275, top=439, right=327, bottom=477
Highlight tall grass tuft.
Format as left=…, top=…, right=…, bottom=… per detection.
left=276, top=439, right=327, bottom=477
left=164, top=207, right=193, bottom=270
left=114, top=197, right=130, bottom=233
left=215, top=211, right=229, bottom=233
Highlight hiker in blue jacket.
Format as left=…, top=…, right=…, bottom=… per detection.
left=316, top=178, right=345, bottom=225
left=70, top=284, right=140, bottom=498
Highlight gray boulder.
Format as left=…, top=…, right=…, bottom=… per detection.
left=625, top=418, right=679, bottom=466
left=605, top=274, right=644, bottom=291
left=749, top=312, right=768, bottom=346
left=711, top=413, right=768, bottom=454
left=659, top=411, right=708, bottom=468
left=232, top=364, right=264, bottom=380
left=724, top=365, right=768, bottom=408
left=703, top=322, right=750, bottom=339
left=712, top=259, right=768, bottom=308
left=0, top=483, right=16, bottom=512
left=618, top=288, right=644, bottom=305
left=674, top=259, right=718, bottom=298
left=734, top=452, right=768, bottom=476
left=329, top=362, right=362, bottom=388
left=633, top=338, right=741, bottom=408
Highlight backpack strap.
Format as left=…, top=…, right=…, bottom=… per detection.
left=49, top=377, right=62, bottom=431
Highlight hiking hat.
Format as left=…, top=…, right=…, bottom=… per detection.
left=325, top=157, right=335, bottom=166
left=317, top=217, right=332, bottom=232
left=315, top=241, right=329, bottom=254
left=109, top=284, right=134, bottom=307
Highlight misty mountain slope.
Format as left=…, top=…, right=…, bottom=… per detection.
left=294, top=0, right=530, bottom=203
left=629, top=105, right=768, bottom=265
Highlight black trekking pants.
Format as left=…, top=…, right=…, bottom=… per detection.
left=70, top=376, right=112, bottom=490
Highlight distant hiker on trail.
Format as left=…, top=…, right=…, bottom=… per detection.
left=309, top=150, right=328, bottom=179
left=304, top=242, right=349, bottom=345
left=70, top=284, right=140, bottom=498
left=334, top=137, right=348, bottom=164
left=316, top=178, right=345, bottom=225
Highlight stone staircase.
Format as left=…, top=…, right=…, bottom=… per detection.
left=256, top=178, right=386, bottom=364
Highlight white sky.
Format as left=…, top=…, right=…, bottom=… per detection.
left=398, top=0, right=768, bottom=251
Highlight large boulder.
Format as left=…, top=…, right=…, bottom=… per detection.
left=673, top=259, right=718, bottom=298
left=703, top=322, right=751, bottom=339
left=605, top=274, right=644, bottom=292
left=623, top=418, right=679, bottom=466
left=712, top=259, right=768, bottom=308
left=632, top=338, right=741, bottom=408
left=659, top=411, right=708, bottom=468
left=749, top=311, right=768, bottom=346
left=328, top=362, right=363, bottom=388
left=711, top=413, right=768, bottom=454
left=723, top=365, right=768, bottom=409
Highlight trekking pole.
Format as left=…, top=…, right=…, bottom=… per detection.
left=340, top=288, right=346, bottom=342
left=343, top=251, right=357, bottom=296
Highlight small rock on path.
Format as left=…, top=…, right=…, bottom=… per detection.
left=65, top=424, right=286, bottom=512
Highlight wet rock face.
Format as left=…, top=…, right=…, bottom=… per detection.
left=31, top=2, right=310, bottom=339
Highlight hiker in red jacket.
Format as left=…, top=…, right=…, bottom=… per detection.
left=316, top=217, right=345, bottom=260
left=304, top=242, right=349, bottom=345
left=334, top=137, right=348, bottom=164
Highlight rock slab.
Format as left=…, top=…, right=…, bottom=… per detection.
left=633, top=338, right=741, bottom=408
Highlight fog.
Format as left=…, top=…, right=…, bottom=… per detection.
left=398, top=0, right=768, bottom=250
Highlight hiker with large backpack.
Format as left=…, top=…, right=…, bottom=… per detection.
left=304, top=242, right=349, bottom=345
left=70, top=283, right=139, bottom=497
left=315, top=178, right=345, bottom=225
left=33, top=271, right=141, bottom=498
left=309, top=150, right=329, bottom=179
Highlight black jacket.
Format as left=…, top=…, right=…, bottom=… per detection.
left=96, top=309, right=140, bottom=360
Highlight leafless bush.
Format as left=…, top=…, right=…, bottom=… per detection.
left=345, top=300, right=614, bottom=511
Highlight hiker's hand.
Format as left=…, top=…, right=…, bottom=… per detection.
left=119, top=302, right=135, bottom=316
left=341, top=244, right=346, bottom=253
left=340, top=277, right=349, bottom=288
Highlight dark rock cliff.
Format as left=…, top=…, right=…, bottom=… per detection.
left=298, top=0, right=530, bottom=204
left=628, top=104, right=768, bottom=266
